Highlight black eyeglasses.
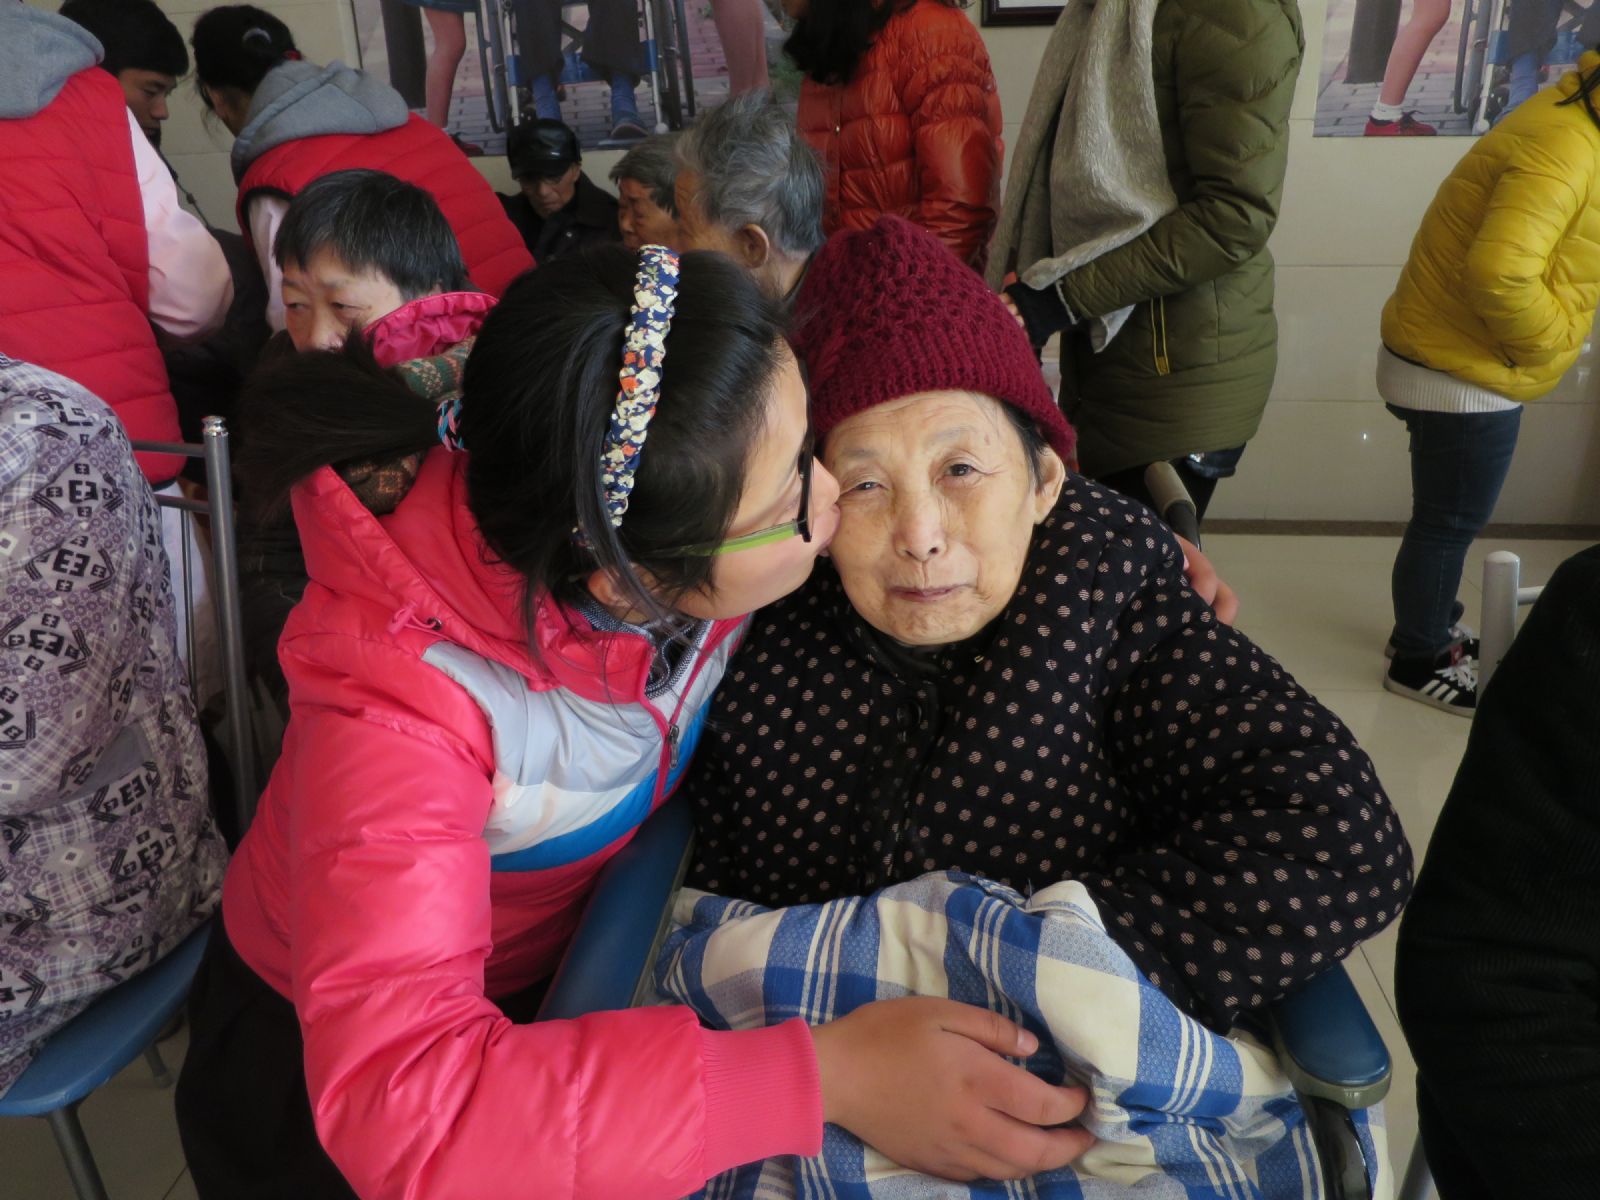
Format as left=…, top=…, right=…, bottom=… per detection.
left=668, top=429, right=814, bottom=557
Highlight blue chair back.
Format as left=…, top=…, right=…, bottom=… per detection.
left=0, top=922, right=212, bottom=1118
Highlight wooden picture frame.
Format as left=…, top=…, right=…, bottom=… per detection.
left=979, top=0, right=1065, bottom=26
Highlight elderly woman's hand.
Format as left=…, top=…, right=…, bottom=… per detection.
left=811, top=996, right=1094, bottom=1179
left=1177, top=536, right=1238, bottom=625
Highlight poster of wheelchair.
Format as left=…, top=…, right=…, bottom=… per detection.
left=352, top=0, right=782, bottom=152
left=1316, top=0, right=1600, bottom=136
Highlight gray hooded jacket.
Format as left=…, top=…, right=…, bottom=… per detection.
left=230, top=58, right=410, bottom=182
left=0, top=1, right=102, bottom=120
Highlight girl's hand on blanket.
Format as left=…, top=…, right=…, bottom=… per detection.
left=811, top=997, right=1095, bottom=1180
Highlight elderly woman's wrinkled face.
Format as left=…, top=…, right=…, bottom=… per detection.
left=825, top=391, right=1065, bottom=647
left=617, top=177, right=678, bottom=251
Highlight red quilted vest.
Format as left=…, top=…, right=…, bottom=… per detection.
left=0, top=70, right=183, bottom=483
left=237, top=116, right=534, bottom=297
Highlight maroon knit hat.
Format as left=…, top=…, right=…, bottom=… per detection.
left=790, top=216, right=1075, bottom=463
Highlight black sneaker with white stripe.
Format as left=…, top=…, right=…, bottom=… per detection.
left=1384, top=641, right=1478, bottom=716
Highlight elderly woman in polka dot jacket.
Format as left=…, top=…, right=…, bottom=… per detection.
left=683, top=217, right=1413, bottom=1031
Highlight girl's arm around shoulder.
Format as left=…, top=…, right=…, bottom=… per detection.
left=1058, top=505, right=1412, bottom=1028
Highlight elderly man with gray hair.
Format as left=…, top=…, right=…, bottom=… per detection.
left=673, top=92, right=825, bottom=303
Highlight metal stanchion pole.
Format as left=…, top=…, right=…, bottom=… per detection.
left=1480, top=549, right=1522, bottom=692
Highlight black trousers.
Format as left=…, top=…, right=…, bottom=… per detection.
left=1095, top=448, right=1243, bottom=526
left=237, top=526, right=307, bottom=714
left=1416, top=1078, right=1494, bottom=1199
left=514, top=0, right=645, bottom=85
left=175, top=926, right=356, bottom=1200
left=176, top=923, right=549, bottom=1198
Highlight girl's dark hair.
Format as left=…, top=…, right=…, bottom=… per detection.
left=191, top=4, right=297, bottom=103
left=275, top=170, right=471, bottom=298
left=237, top=246, right=788, bottom=637
left=236, top=334, right=428, bottom=521
left=1557, top=54, right=1600, bottom=132
left=785, top=0, right=963, bottom=87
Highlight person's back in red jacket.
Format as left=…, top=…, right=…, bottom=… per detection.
left=790, top=0, right=1002, bottom=269
left=190, top=6, right=532, bottom=332
left=0, top=3, right=231, bottom=484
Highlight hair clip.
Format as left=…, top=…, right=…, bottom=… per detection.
left=436, top=394, right=465, bottom=452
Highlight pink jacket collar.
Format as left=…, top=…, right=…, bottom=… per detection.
left=365, top=291, right=496, bottom=369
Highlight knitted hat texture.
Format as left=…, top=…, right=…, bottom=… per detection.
left=790, top=216, right=1075, bottom=462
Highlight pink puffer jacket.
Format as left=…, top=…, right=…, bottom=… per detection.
left=222, top=449, right=822, bottom=1199
left=365, top=289, right=497, bottom=365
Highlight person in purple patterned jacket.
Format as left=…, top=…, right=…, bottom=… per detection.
left=0, top=355, right=226, bottom=1094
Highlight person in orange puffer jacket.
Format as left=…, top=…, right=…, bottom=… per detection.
left=788, top=0, right=1002, bottom=270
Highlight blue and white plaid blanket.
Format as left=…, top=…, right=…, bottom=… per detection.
left=656, top=872, right=1389, bottom=1200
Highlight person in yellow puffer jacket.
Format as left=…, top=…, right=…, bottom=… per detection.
left=1378, top=50, right=1600, bottom=716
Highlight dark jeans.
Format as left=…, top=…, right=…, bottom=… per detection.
left=514, top=0, right=644, bottom=84
left=1388, top=403, right=1523, bottom=658
left=177, top=923, right=551, bottom=1199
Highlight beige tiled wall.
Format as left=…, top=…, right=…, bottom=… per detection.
left=970, top=0, right=1600, bottom=524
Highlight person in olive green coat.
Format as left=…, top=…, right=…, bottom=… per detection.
left=992, top=0, right=1304, bottom=520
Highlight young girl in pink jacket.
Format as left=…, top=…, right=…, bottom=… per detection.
left=173, top=245, right=1089, bottom=1199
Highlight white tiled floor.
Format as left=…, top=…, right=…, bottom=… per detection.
left=4, top=531, right=1590, bottom=1198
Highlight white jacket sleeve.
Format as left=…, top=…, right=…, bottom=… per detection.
left=129, top=110, right=232, bottom=340
left=248, top=195, right=290, bottom=333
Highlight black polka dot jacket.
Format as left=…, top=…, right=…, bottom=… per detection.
left=683, top=480, right=1414, bottom=1030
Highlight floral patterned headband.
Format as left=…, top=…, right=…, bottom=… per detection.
left=589, top=244, right=680, bottom=535
left=435, top=249, right=681, bottom=533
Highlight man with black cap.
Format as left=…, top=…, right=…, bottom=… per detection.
left=499, top=118, right=620, bottom=263
left=59, top=0, right=187, bottom=147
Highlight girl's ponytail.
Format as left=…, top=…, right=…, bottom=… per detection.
left=234, top=335, right=438, bottom=522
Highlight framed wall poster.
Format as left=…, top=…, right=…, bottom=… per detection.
left=980, top=0, right=1065, bottom=27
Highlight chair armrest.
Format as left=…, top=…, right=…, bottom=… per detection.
left=537, top=800, right=695, bottom=1021
left=1268, top=964, right=1392, bottom=1110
